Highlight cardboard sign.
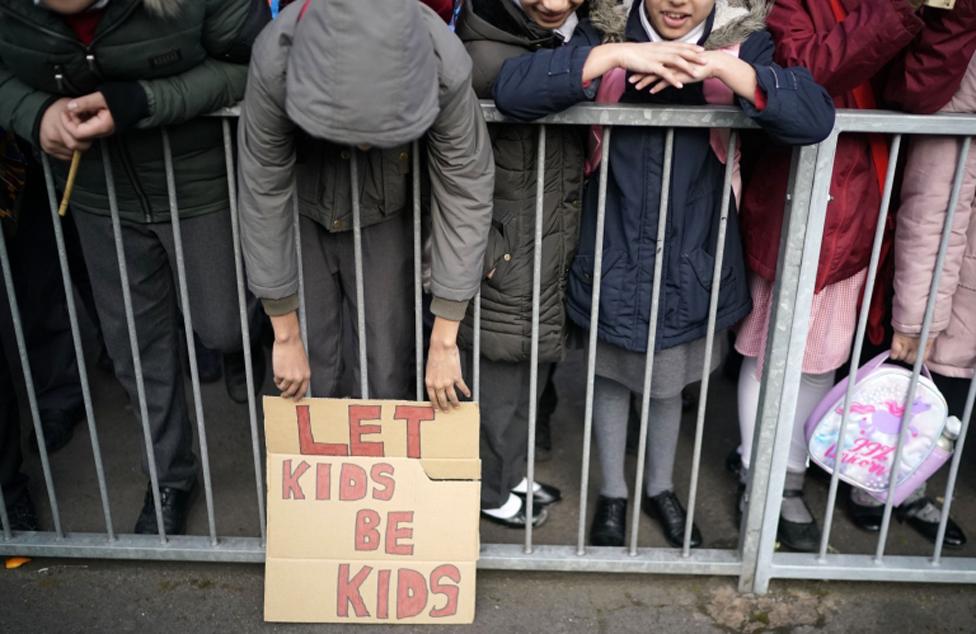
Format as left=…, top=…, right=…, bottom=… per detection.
left=263, top=397, right=481, bottom=624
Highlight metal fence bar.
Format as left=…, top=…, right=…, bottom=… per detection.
left=40, top=155, right=115, bottom=540
left=101, top=138, right=166, bottom=543
left=682, top=130, right=738, bottom=557
left=739, top=135, right=840, bottom=594
left=576, top=127, right=612, bottom=555
left=412, top=142, right=424, bottom=402
left=473, top=292, right=482, bottom=402
left=932, top=371, right=976, bottom=562
left=524, top=125, right=546, bottom=554
left=350, top=152, right=369, bottom=399
left=0, top=185, right=65, bottom=539
left=875, top=136, right=972, bottom=562
left=292, top=194, right=310, bottom=398
left=816, top=135, right=902, bottom=558
left=0, top=484, right=9, bottom=540
left=161, top=129, right=218, bottom=544
left=221, top=119, right=266, bottom=542
left=629, top=129, right=674, bottom=555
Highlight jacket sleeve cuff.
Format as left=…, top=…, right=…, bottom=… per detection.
left=31, top=95, right=61, bottom=147
left=98, top=82, right=150, bottom=133
left=430, top=296, right=469, bottom=321
left=261, top=294, right=300, bottom=317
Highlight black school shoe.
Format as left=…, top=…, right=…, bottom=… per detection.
left=777, top=489, right=820, bottom=552
left=643, top=491, right=703, bottom=548
left=590, top=496, right=628, bottom=546
left=223, top=342, right=266, bottom=404
left=31, top=406, right=84, bottom=454
left=847, top=495, right=885, bottom=532
left=898, top=497, right=967, bottom=548
left=480, top=496, right=548, bottom=529
left=134, top=482, right=196, bottom=535
left=6, top=492, right=39, bottom=531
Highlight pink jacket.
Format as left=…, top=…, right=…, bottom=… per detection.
left=893, top=52, right=976, bottom=378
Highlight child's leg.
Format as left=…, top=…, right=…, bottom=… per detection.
left=594, top=375, right=632, bottom=498
left=643, top=393, right=684, bottom=497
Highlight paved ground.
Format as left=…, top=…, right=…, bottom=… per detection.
left=2, top=341, right=975, bottom=631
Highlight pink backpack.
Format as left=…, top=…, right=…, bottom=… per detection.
left=804, top=352, right=962, bottom=506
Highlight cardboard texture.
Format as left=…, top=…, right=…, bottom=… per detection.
left=263, top=397, right=481, bottom=624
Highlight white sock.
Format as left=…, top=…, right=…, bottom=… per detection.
left=511, top=477, right=540, bottom=494
left=482, top=493, right=521, bottom=518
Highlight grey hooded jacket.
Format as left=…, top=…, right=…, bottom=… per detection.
left=238, top=0, right=494, bottom=320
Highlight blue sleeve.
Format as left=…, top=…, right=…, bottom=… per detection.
left=492, top=41, right=598, bottom=121
left=737, top=31, right=836, bottom=146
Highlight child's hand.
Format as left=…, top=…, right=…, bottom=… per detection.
left=630, top=50, right=729, bottom=93
left=615, top=42, right=706, bottom=91
left=62, top=92, right=116, bottom=141
left=39, top=98, right=92, bottom=161
left=425, top=317, right=471, bottom=411
left=890, top=331, right=936, bottom=365
left=270, top=311, right=311, bottom=400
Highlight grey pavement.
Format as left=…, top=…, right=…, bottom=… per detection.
left=2, top=342, right=976, bottom=632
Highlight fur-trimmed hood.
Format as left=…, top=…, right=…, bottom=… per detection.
left=588, top=0, right=768, bottom=49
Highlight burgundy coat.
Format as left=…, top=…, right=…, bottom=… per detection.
left=739, top=0, right=922, bottom=291
left=884, top=0, right=976, bottom=114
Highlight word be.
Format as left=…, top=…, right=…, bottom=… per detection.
left=337, top=564, right=461, bottom=620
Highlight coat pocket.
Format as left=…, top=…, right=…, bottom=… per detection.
left=483, top=212, right=516, bottom=288
left=677, top=247, right=736, bottom=326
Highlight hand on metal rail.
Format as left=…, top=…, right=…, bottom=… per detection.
left=582, top=41, right=704, bottom=88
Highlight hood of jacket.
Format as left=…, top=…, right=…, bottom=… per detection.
left=589, top=0, right=767, bottom=49
left=285, top=0, right=441, bottom=148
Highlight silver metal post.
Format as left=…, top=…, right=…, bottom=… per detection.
left=525, top=125, right=546, bottom=554
left=682, top=130, right=738, bottom=557
left=875, top=137, right=972, bottom=562
left=40, top=155, right=115, bottom=540
left=629, top=129, right=674, bottom=555
left=932, top=371, right=976, bottom=562
left=473, top=291, right=482, bottom=403
left=739, top=134, right=839, bottom=594
left=292, top=194, right=310, bottom=398
left=818, top=135, right=902, bottom=558
left=0, top=228, right=63, bottom=536
left=101, top=138, right=166, bottom=542
left=412, top=141, right=424, bottom=401
left=350, top=152, right=369, bottom=399
left=221, top=119, right=266, bottom=542
left=162, top=129, right=218, bottom=544
left=0, top=484, right=9, bottom=539
left=576, top=127, right=613, bottom=555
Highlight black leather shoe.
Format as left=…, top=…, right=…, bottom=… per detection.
left=191, top=336, right=222, bottom=384
left=643, top=491, right=703, bottom=548
left=591, top=496, right=627, bottom=546
left=133, top=483, right=196, bottom=535
left=514, top=481, right=562, bottom=507
left=31, top=407, right=83, bottom=454
left=7, top=492, right=39, bottom=531
left=897, top=497, right=967, bottom=548
left=224, top=343, right=266, bottom=404
left=847, top=495, right=884, bottom=532
left=777, top=489, right=820, bottom=552
left=480, top=497, right=548, bottom=529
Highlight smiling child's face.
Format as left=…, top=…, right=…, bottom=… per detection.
left=519, top=0, right=585, bottom=30
left=643, top=0, right=715, bottom=40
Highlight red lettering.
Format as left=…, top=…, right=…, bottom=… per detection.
left=385, top=511, right=414, bottom=556
left=315, top=463, right=332, bottom=500
left=355, top=509, right=382, bottom=551
left=339, top=463, right=368, bottom=501
left=349, top=405, right=384, bottom=456
left=337, top=564, right=372, bottom=618
left=868, top=461, right=888, bottom=477
left=428, top=564, right=461, bottom=618
left=393, top=405, right=434, bottom=458
left=376, top=569, right=391, bottom=620
left=371, top=463, right=396, bottom=501
left=396, top=568, right=428, bottom=619
left=296, top=405, right=348, bottom=456
left=281, top=459, right=310, bottom=500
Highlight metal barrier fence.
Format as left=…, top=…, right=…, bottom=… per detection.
left=0, top=103, right=974, bottom=595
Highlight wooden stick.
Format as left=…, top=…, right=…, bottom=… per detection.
left=57, top=150, right=81, bottom=217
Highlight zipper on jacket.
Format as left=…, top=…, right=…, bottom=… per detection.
left=115, top=139, right=154, bottom=222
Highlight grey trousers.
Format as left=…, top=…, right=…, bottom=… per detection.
left=471, top=355, right=554, bottom=509
left=73, top=209, right=250, bottom=491
left=300, top=214, right=414, bottom=399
